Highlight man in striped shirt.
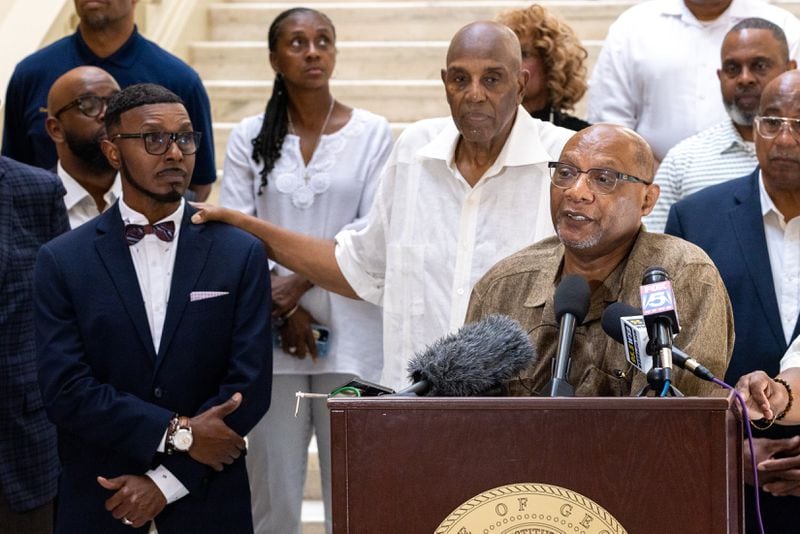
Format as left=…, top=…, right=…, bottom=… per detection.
left=645, top=17, right=795, bottom=232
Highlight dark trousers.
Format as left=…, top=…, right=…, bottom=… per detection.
left=0, top=487, right=53, bottom=534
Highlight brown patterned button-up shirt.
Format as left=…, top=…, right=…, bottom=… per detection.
left=466, top=229, right=734, bottom=396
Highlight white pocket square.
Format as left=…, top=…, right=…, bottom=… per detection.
left=190, top=291, right=229, bottom=302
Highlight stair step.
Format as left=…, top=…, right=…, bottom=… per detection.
left=206, top=79, right=449, bottom=124
left=304, top=439, right=322, bottom=500
left=301, top=500, right=325, bottom=534
left=191, top=39, right=601, bottom=82
left=208, top=1, right=634, bottom=42
left=213, top=121, right=409, bottom=164
left=192, top=40, right=449, bottom=81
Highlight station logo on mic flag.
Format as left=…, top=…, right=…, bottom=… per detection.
left=640, top=280, right=675, bottom=315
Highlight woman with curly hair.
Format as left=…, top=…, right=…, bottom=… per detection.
left=496, top=4, right=591, bottom=131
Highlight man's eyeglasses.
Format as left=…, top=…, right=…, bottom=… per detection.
left=53, top=95, right=111, bottom=119
left=110, top=131, right=202, bottom=156
left=754, top=116, right=800, bottom=140
left=548, top=162, right=648, bottom=195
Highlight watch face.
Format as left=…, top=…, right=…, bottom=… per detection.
left=174, top=428, right=193, bottom=451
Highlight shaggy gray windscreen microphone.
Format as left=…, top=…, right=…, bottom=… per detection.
left=402, top=314, right=536, bottom=396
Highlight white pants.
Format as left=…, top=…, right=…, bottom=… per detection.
left=247, top=373, right=351, bottom=534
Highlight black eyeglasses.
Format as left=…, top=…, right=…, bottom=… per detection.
left=548, top=161, right=648, bottom=195
left=110, top=131, right=202, bottom=156
left=53, top=95, right=111, bottom=119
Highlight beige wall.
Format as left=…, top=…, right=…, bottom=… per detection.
left=0, top=0, right=209, bottom=140
left=0, top=0, right=73, bottom=101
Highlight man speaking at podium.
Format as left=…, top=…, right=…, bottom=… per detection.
left=466, top=124, right=733, bottom=396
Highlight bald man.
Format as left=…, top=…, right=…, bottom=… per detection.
left=193, top=21, right=574, bottom=389
left=667, top=70, right=800, bottom=533
left=466, top=124, right=733, bottom=397
left=46, top=66, right=120, bottom=228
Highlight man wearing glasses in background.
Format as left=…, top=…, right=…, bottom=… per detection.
left=3, top=0, right=216, bottom=201
left=46, top=66, right=121, bottom=229
left=35, top=83, right=272, bottom=533
left=466, top=123, right=733, bottom=398
left=667, top=70, right=800, bottom=534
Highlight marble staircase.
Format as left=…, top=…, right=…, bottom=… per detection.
left=194, top=0, right=630, bottom=177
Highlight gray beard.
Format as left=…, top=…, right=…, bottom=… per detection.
left=556, top=226, right=601, bottom=250
left=725, top=102, right=755, bottom=127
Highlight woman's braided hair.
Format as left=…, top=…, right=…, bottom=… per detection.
left=251, top=7, right=336, bottom=194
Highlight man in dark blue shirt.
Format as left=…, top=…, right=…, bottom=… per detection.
left=2, top=0, right=215, bottom=201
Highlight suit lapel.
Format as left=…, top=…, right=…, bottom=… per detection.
left=155, top=206, right=211, bottom=369
left=729, top=170, right=786, bottom=346
left=94, top=203, right=157, bottom=359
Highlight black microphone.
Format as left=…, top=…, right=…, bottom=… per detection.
left=545, top=275, right=591, bottom=397
left=640, top=266, right=680, bottom=374
left=397, top=314, right=537, bottom=396
left=601, top=302, right=716, bottom=382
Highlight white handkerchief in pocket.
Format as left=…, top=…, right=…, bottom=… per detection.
left=190, top=291, right=229, bottom=302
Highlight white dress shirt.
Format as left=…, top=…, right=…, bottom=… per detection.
left=588, top=0, right=800, bottom=161
left=780, top=334, right=800, bottom=371
left=119, top=198, right=189, bottom=506
left=220, top=108, right=391, bottom=380
left=760, top=173, right=800, bottom=344
left=335, top=107, right=573, bottom=389
left=58, top=161, right=121, bottom=229
left=645, top=120, right=757, bottom=232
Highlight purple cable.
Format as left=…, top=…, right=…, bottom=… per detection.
left=713, top=377, right=765, bottom=534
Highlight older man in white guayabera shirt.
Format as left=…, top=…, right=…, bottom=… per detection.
left=191, top=21, right=573, bottom=390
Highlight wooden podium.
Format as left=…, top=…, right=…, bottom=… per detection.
left=329, top=395, right=743, bottom=533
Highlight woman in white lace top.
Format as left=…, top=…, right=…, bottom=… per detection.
left=219, top=8, right=392, bottom=533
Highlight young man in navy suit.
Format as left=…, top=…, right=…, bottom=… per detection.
left=35, top=84, right=272, bottom=533
left=0, top=157, right=69, bottom=534
left=667, top=70, right=800, bottom=533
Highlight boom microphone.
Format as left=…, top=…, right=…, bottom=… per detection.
left=601, top=302, right=716, bottom=382
left=546, top=275, right=591, bottom=397
left=399, top=314, right=537, bottom=396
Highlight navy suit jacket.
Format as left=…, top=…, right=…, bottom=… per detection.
left=35, top=202, right=272, bottom=533
left=0, top=156, right=68, bottom=512
left=666, top=168, right=800, bottom=533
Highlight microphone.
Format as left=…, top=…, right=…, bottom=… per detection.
left=640, top=266, right=680, bottom=373
left=398, top=314, right=537, bottom=396
left=546, top=275, right=591, bottom=397
left=601, top=302, right=716, bottom=382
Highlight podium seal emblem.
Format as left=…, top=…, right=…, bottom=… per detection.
left=435, top=483, right=627, bottom=534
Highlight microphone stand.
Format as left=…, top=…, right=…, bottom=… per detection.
left=637, top=322, right=683, bottom=397
left=547, top=312, right=576, bottom=397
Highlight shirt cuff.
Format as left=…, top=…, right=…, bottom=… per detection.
left=146, top=465, right=189, bottom=504
left=334, top=231, right=383, bottom=305
left=781, top=337, right=800, bottom=372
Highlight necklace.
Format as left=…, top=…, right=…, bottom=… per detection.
left=287, top=97, right=336, bottom=184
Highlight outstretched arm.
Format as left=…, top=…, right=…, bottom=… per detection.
left=191, top=204, right=359, bottom=299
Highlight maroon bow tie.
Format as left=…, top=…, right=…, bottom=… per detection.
left=124, top=221, right=176, bottom=246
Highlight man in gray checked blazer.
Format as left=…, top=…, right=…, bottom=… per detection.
left=0, top=155, right=69, bottom=533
